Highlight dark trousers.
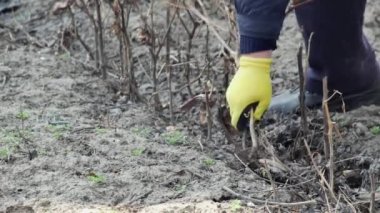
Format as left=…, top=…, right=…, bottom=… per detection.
left=296, top=0, right=380, bottom=95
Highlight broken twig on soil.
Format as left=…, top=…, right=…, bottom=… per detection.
left=222, top=186, right=317, bottom=207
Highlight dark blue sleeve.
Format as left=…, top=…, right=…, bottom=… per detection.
left=235, top=0, right=289, bottom=53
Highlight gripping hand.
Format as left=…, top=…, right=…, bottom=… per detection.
left=226, top=56, right=272, bottom=130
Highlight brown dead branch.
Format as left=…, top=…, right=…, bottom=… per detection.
left=303, top=139, right=337, bottom=202
left=188, top=0, right=236, bottom=60
left=68, top=7, right=94, bottom=59
left=141, top=0, right=177, bottom=111
left=322, top=77, right=335, bottom=193
left=177, top=6, right=200, bottom=97
left=167, top=3, right=174, bottom=124
left=94, top=0, right=106, bottom=79
left=77, top=0, right=99, bottom=71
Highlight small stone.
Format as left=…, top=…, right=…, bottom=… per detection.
left=353, top=122, right=368, bottom=136
left=6, top=206, right=34, bottom=213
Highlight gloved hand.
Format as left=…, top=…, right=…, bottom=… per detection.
left=226, top=56, right=272, bottom=131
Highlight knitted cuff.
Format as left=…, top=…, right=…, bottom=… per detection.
left=240, top=35, right=277, bottom=54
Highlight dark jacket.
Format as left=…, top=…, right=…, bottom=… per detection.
left=235, top=0, right=289, bottom=53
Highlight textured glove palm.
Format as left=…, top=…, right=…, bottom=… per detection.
left=226, top=56, right=272, bottom=130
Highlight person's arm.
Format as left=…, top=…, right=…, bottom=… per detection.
left=235, top=0, right=289, bottom=56
left=226, top=0, right=289, bottom=130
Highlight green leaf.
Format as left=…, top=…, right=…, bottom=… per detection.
left=87, top=173, right=105, bottom=184
left=370, top=126, right=380, bottom=135
left=230, top=199, right=242, bottom=212
left=131, top=148, right=144, bottom=157
left=16, top=111, right=30, bottom=121
left=203, top=158, right=216, bottom=167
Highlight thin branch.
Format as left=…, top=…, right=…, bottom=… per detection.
left=189, top=0, right=236, bottom=58
left=297, top=43, right=307, bottom=135
left=303, top=139, right=337, bottom=202
left=68, top=7, right=94, bottom=60
left=370, top=173, right=376, bottom=213
left=222, top=186, right=317, bottom=207
left=322, top=77, right=335, bottom=192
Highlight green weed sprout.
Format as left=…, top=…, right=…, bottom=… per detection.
left=203, top=158, right=216, bottom=167
left=0, top=130, right=22, bottom=160
left=87, top=173, right=105, bottom=184
left=95, top=127, right=107, bottom=135
left=370, top=126, right=380, bottom=135
left=46, top=124, right=71, bottom=140
left=131, top=148, right=144, bottom=157
left=131, top=126, right=152, bottom=138
left=163, top=131, right=185, bottom=145
left=230, top=199, right=242, bottom=212
left=16, top=110, right=30, bottom=129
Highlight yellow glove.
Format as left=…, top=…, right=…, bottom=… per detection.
left=226, top=56, right=272, bottom=130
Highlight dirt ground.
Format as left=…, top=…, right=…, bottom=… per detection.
left=1, top=0, right=380, bottom=212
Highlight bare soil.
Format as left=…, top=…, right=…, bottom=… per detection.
left=1, top=0, right=380, bottom=212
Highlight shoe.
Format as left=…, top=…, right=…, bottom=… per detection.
left=268, top=84, right=380, bottom=114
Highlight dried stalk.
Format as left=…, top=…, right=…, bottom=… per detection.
left=204, top=83, right=213, bottom=140
left=178, top=8, right=199, bottom=96
left=94, top=0, right=106, bottom=79
left=249, top=109, right=258, bottom=158
left=303, top=139, right=337, bottom=202
left=166, top=2, right=174, bottom=124
left=144, top=0, right=177, bottom=110
left=68, top=7, right=94, bottom=60
left=189, top=0, right=236, bottom=58
left=205, top=25, right=211, bottom=80
left=369, top=173, right=376, bottom=213
left=297, top=44, right=307, bottom=135
left=322, top=77, right=334, bottom=192
left=264, top=161, right=278, bottom=200
left=77, top=0, right=99, bottom=70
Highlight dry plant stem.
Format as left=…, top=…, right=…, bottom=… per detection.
left=323, top=184, right=332, bottom=213
left=145, top=0, right=177, bottom=110
left=222, top=186, right=317, bottom=207
left=94, top=0, right=106, bottom=79
left=206, top=25, right=211, bottom=80
left=121, top=2, right=139, bottom=101
left=149, top=0, right=161, bottom=110
left=303, top=139, right=337, bottom=202
left=322, top=77, right=334, bottom=192
left=68, top=7, right=94, bottom=60
left=174, top=65, right=206, bottom=93
left=369, top=173, right=376, bottom=213
left=341, top=194, right=357, bottom=213
left=178, top=8, right=198, bottom=96
left=204, top=84, right=212, bottom=140
left=166, top=5, right=173, bottom=124
left=249, top=109, right=258, bottom=158
left=190, top=0, right=236, bottom=58
left=13, top=20, right=45, bottom=48
left=264, top=162, right=278, bottom=200
left=297, top=44, right=307, bottom=135
left=77, top=0, right=99, bottom=69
